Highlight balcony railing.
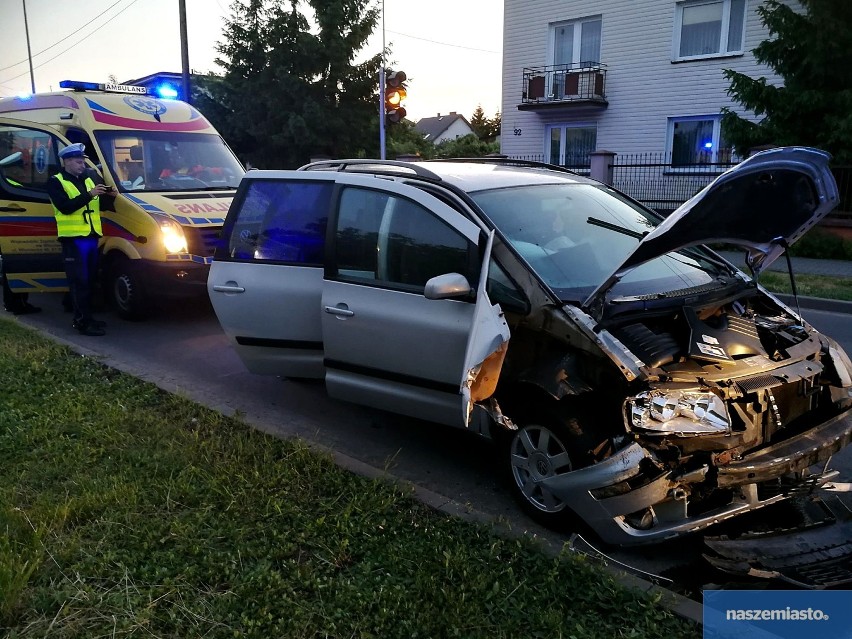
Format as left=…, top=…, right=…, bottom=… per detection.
left=520, top=63, right=608, bottom=109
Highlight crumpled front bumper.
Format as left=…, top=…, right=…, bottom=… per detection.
left=545, top=408, right=852, bottom=546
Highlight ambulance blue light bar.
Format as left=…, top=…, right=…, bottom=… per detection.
left=153, top=84, right=179, bottom=99
left=59, top=80, right=149, bottom=95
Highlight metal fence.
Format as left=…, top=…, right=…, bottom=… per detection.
left=610, top=152, right=739, bottom=214
left=507, top=152, right=852, bottom=222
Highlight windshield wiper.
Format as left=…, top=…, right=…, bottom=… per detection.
left=586, top=216, right=648, bottom=240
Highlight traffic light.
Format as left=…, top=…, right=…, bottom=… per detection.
left=385, top=69, right=407, bottom=124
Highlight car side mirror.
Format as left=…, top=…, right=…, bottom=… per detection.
left=424, top=273, right=474, bottom=300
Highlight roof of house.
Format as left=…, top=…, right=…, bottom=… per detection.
left=414, top=112, right=472, bottom=141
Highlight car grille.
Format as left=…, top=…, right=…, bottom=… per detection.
left=185, top=226, right=223, bottom=256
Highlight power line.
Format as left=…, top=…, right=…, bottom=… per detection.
left=0, top=0, right=129, bottom=73
left=0, top=0, right=143, bottom=86
left=385, top=29, right=500, bottom=54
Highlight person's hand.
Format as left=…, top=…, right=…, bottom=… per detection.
left=89, top=184, right=111, bottom=197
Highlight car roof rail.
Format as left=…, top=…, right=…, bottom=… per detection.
left=299, top=158, right=443, bottom=182
left=424, top=156, right=580, bottom=175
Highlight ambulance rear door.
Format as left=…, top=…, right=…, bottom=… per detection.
left=0, top=118, right=73, bottom=292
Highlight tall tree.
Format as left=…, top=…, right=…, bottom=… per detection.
left=469, top=105, right=501, bottom=142
left=200, top=0, right=382, bottom=168
left=470, top=105, right=489, bottom=140
left=721, top=0, right=852, bottom=162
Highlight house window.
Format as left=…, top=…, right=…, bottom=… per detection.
left=548, top=125, right=596, bottom=168
left=674, top=0, right=746, bottom=60
left=552, top=17, right=602, bottom=67
left=667, top=116, right=733, bottom=166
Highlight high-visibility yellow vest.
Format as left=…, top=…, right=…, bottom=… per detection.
left=52, top=173, right=103, bottom=238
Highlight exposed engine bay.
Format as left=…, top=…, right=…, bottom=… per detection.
left=502, top=285, right=852, bottom=549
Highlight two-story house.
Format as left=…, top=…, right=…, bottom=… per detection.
left=500, top=0, right=790, bottom=170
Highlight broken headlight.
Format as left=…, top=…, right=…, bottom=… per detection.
left=626, top=390, right=731, bottom=436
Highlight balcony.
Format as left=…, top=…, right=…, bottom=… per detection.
left=519, top=64, right=608, bottom=111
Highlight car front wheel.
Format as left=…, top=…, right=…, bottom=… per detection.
left=503, top=415, right=587, bottom=528
left=108, top=257, right=150, bottom=320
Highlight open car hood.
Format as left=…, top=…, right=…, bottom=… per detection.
left=583, top=147, right=839, bottom=310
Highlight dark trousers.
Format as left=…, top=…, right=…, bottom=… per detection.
left=2, top=270, right=29, bottom=311
left=60, top=236, right=99, bottom=323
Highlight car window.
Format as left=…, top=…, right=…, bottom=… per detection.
left=333, top=186, right=478, bottom=291
left=0, top=123, right=62, bottom=196
left=487, top=259, right=529, bottom=314
left=223, top=179, right=331, bottom=264
left=473, top=183, right=724, bottom=300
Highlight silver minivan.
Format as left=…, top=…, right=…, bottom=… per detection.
left=209, top=150, right=852, bottom=547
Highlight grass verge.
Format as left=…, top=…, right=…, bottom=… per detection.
left=0, top=319, right=698, bottom=638
left=757, top=272, right=852, bottom=302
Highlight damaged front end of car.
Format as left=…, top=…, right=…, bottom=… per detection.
left=492, top=147, right=852, bottom=547
left=523, top=291, right=852, bottom=546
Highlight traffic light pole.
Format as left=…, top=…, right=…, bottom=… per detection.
left=379, top=0, right=386, bottom=160
left=379, top=67, right=386, bottom=160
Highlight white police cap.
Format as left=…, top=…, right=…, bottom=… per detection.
left=58, top=143, right=86, bottom=159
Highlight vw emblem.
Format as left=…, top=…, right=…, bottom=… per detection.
left=124, top=95, right=167, bottom=116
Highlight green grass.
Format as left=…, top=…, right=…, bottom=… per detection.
left=757, top=272, right=852, bottom=302
left=0, top=319, right=697, bottom=638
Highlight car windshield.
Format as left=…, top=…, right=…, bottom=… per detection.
left=94, top=131, right=244, bottom=192
left=471, top=183, right=731, bottom=301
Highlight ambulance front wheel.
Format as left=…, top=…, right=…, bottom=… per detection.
left=107, top=257, right=150, bottom=320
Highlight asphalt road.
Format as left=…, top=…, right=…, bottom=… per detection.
left=10, top=293, right=852, bottom=594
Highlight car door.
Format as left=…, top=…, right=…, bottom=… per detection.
left=321, top=177, right=510, bottom=429
left=208, top=172, right=335, bottom=378
left=0, top=118, right=69, bottom=292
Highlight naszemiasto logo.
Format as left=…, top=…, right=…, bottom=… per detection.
left=726, top=607, right=830, bottom=621
left=123, top=95, right=167, bottom=117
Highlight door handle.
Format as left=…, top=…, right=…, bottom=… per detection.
left=324, top=304, right=354, bottom=317
left=212, top=284, right=245, bottom=293
left=0, top=205, right=26, bottom=212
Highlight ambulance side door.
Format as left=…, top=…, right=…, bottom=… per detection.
left=0, top=118, right=69, bottom=292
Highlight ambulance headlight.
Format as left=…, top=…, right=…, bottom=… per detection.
left=160, top=219, right=187, bottom=253
left=626, top=390, right=731, bottom=436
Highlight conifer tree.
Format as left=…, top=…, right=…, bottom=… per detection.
left=722, top=0, right=852, bottom=162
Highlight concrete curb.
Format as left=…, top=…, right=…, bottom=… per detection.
left=8, top=317, right=705, bottom=629
left=776, top=294, right=852, bottom=315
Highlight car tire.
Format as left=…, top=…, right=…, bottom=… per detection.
left=500, top=410, right=588, bottom=529
left=108, top=257, right=150, bottom=320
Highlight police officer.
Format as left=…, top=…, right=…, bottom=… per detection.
left=47, top=143, right=108, bottom=336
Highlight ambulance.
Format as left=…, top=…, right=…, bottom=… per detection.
left=0, top=80, right=244, bottom=318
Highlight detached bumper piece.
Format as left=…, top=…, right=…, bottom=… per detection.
left=716, top=410, right=852, bottom=487
left=703, top=494, right=852, bottom=588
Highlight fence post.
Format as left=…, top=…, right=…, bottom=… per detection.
left=590, top=150, right=616, bottom=185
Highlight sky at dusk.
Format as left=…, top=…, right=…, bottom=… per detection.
left=0, top=0, right=504, bottom=122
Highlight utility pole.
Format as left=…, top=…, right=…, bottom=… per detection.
left=22, top=0, right=36, bottom=93
left=379, top=0, right=386, bottom=160
left=179, top=0, right=191, bottom=104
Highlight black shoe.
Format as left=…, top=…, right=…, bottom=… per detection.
left=89, top=318, right=107, bottom=329
left=72, top=319, right=105, bottom=336
left=17, top=303, right=41, bottom=315
left=5, top=303, right=41, bottom=315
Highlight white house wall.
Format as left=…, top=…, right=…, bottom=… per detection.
left=501, top=0, right=792, bottom=157
left=435, top=119, right=475, bottom=145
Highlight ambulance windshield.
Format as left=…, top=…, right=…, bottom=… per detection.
left=94, top=131, right=245, bottom=192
